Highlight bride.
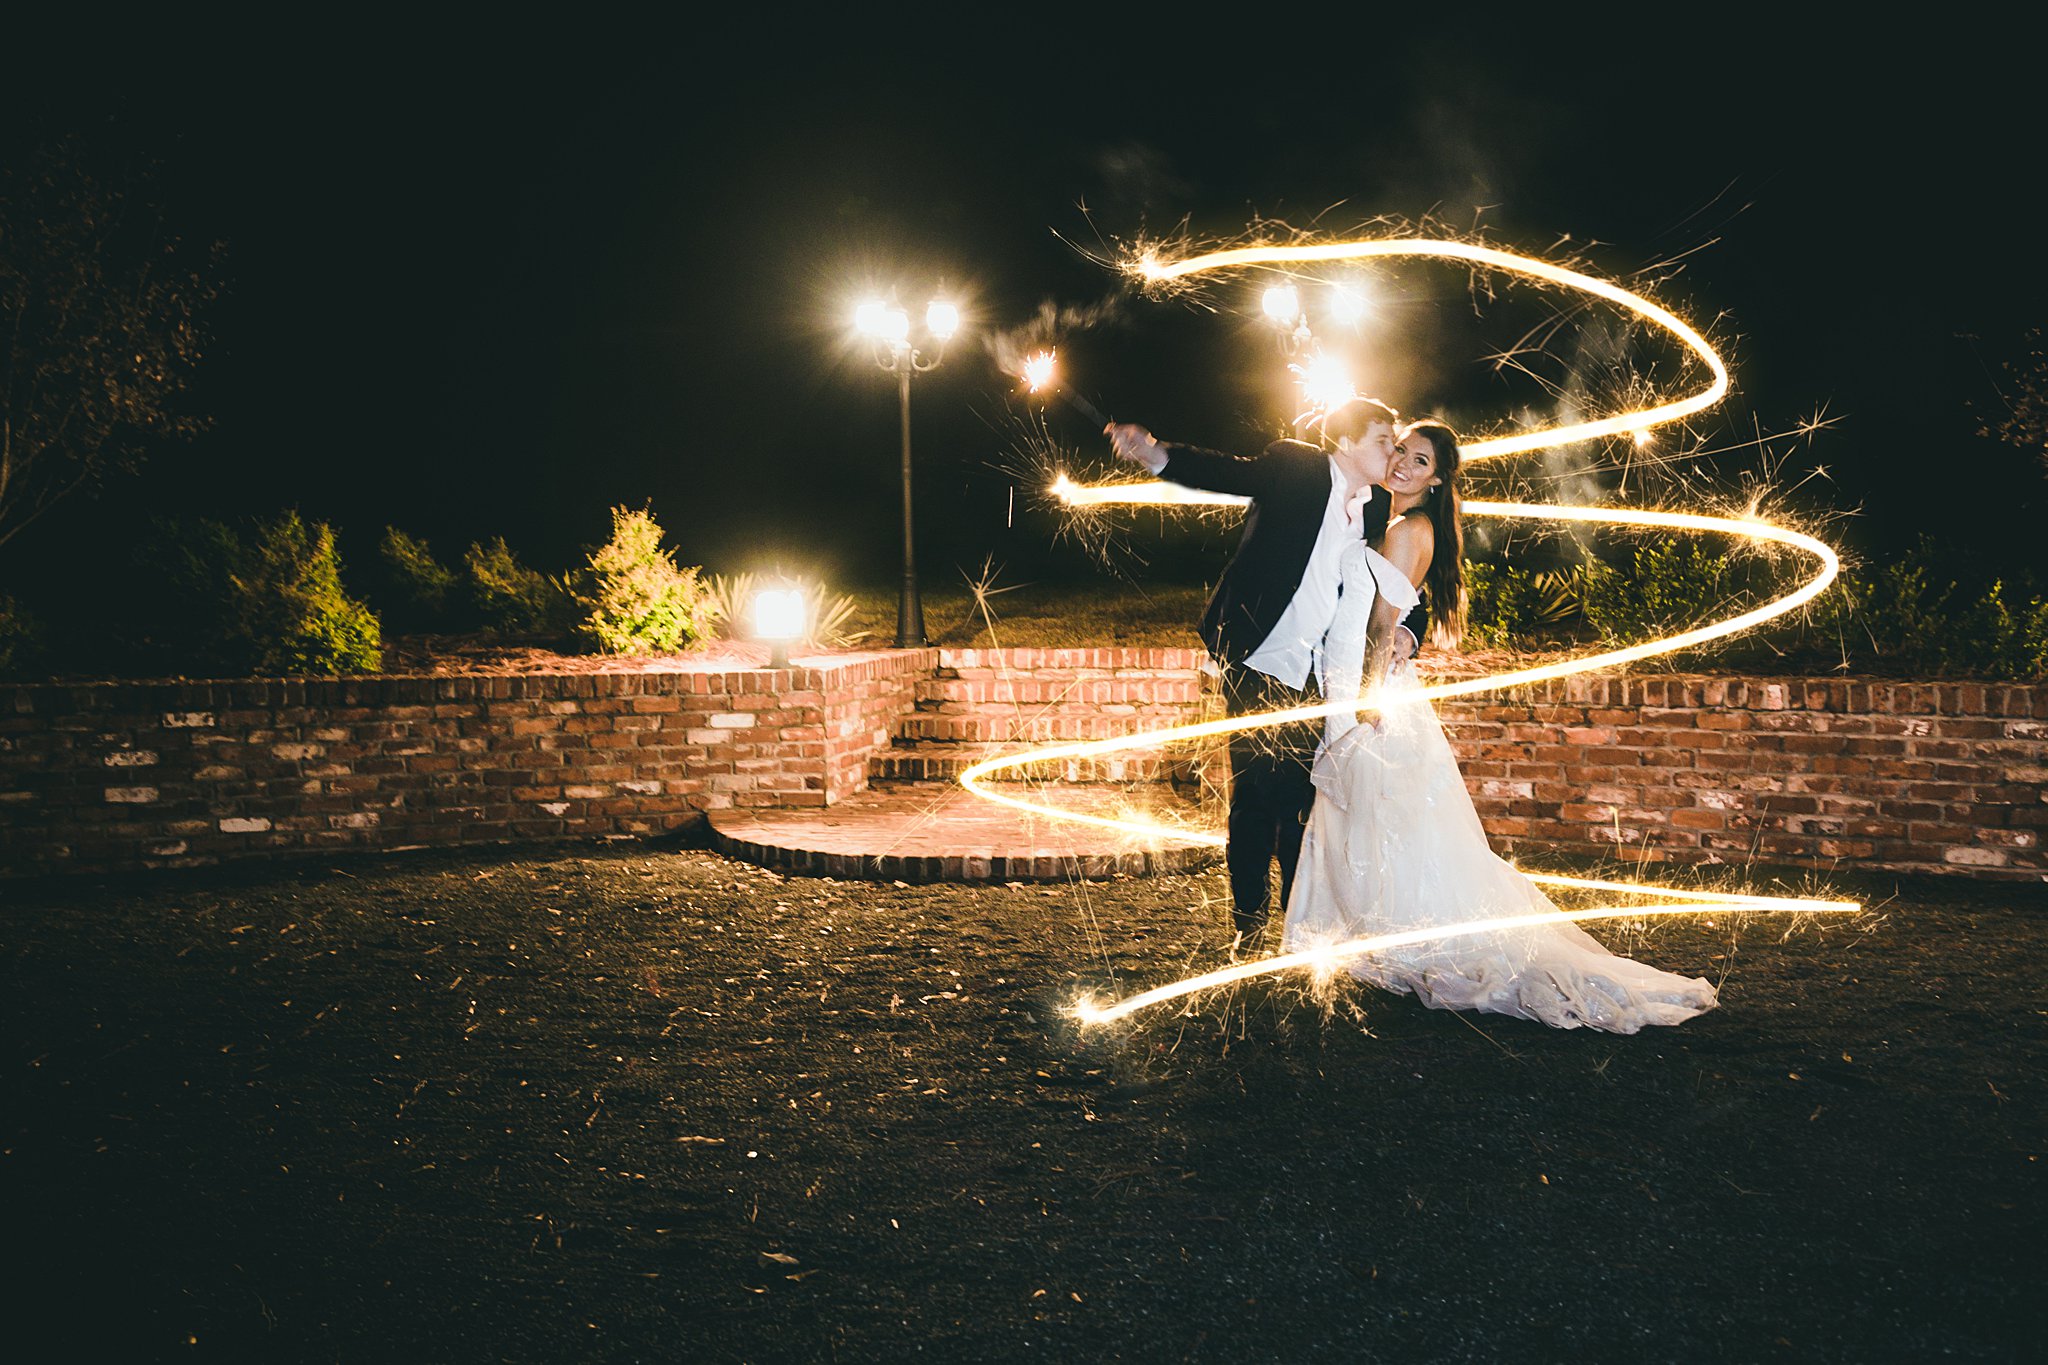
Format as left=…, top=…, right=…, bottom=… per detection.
left=1280, top=420, right=1718, bottom=1033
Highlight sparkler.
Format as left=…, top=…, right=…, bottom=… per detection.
left=1020, top=348, right=1110, bottom=427
left=986, top=234, right=1859, bottom=1024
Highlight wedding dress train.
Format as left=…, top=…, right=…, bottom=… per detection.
left=1280, top=542, right=1717, bottom=1033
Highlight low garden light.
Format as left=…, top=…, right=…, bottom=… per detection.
left=754, top=587, right=806, bottom=669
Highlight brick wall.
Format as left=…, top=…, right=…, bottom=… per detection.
left=881, top=648, right=1218, bottom=785
left=908, top=655, right=2046, bottom=880
left=0, top=652, right=931, bottom=876
left=1441, top=675, right=2046, bottom=880
left=2, top=650, right=2042, bottom=881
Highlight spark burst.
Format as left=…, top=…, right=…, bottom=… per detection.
left=1019, top=347, right=1109, bottom=426
left=993, top=234, right=1859, bottom=1024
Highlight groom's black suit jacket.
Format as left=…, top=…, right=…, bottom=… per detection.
left=1161, top=438, right=1397, bottom=671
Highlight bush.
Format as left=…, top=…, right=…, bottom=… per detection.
left=130, top=516, right=247, bottom=671
left=577, top=505, right=712, bottom=655
left=230, top=512, right=383, bottom=675
left=705, top=571, right=869, bottom=648
left=377, top=527, right=459, bottom=631
left=1818, top=547, right=2048, bottom=678
left=121, top=514, right=380, bottom=675
left=1580, top=539, right=1746, bottom=645
left=0, top=594, right=38, bottom=675
left=1464, top=562, right=1579, bottom=649
left=799, top=583, right=868, bottom=649
left=466, top=537, right=573, bottom=636
left=703, top=571, right=757, bottom=640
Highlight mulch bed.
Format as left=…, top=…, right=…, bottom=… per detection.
left=4, top=840, right=2041, bottom=1361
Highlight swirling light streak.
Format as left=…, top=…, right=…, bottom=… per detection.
left=1068, top=896, right=1857, bottom=1026
left=974, top=236, right=1856, bottom=1025
left=1133, top=238, right=1729, bottom=461
left=964, top=500, right=1840, bottom=839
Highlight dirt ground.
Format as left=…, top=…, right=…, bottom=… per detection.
left=3, top=838, right=2041, bottom=1363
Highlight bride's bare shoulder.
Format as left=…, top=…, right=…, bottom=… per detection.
left=1378, top=514, right=1435, bottom=581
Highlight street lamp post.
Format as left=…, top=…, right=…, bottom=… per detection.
left=855, top=296, right=960, bottom=648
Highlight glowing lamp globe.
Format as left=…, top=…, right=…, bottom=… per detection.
left=925, top=300, right=960, bottom=340
left=1261, top=284, right=1301, bottom=325
left=1328, top=285, right=1367, bottom=325
left=854, top=299, right=890, bottom=336
left=755, top=588, right=806, bottom=668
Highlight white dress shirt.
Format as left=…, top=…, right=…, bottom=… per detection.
left=1242, top=462, right=1374, bottom=689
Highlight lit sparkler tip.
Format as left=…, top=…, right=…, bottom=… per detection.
left=1294, top=351, right=1356, bottom=412
left=1022, top=349, right=1058, bottom=394
left=1066, top=995, right=1110, bottom=1026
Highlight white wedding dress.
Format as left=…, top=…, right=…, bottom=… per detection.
left=1281, top=542, right=1717, bottom=1033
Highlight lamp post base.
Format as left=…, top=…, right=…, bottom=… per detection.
left=895, top=578, right=925, bottom=649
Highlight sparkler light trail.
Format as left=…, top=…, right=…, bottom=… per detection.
left=984, top=235, right=1859, bottom=1024
left=1069, top=896, right=1858, bottom=1026
left=1138, top=236, right=1729, bottom=460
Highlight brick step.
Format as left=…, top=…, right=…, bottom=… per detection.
left=895, top=711, right=1206, bottom=744
left=707, top=780, right=1222, bottom=883
left=916, top=675, right=1207, bottom=706
left=870, top=741, right=1208, bottom=784
left=938, top=648, right=1212, bottom=671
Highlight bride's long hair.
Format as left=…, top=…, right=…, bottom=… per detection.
left=1402, top=420, right=1466, bottom=648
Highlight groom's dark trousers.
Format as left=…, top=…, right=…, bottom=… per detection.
left=1158, top=439, right=1391, bottom=935
left=1220, top=662, right=1322, bottom=935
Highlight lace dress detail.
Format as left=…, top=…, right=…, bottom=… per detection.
left=1282, top=543, right=1717, bottom=1033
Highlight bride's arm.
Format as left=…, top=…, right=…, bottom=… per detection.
left=1320, top=552, right=1374, bottom=743
left=1362, top=517, right=1435, bottom=701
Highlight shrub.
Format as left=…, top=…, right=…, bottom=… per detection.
left=1580, top=539, right=1742, bottom=645
left=1844, top=566, right=2048, bottom=678
left=465, top=537, right=573, bottom=636
left=0, top=594, right=38, bottom=674
left=1464, top=562, right=1579, bottom=649
left=377, top=527, right=459, bottom=631
left=703, top=572, right=757, bottom=640
left=132, top=516, right=247, bottom=671
left=230, top=511, right=383, bottom=675
left=705, top=571, right=869, bottom=648
left=577, top=505, right=712, bottom=655
left=122, top=514, right=380, bottom=675
left=800, top=583, right=868, bottom=649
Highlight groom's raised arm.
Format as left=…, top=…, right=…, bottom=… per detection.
left=1156, top=442, right=1289, bottom=498
left=1104, top=422, right=1288, bottom=498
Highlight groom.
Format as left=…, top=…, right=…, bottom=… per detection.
left=1107, top=399, right=1405, bottom=940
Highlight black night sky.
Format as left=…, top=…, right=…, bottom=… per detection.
left=8, top=17, right=2045, bottom=600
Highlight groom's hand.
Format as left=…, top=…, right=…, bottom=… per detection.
left=1106, top=423, right=1168, bottom=473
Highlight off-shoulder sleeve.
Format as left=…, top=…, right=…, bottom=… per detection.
left=1316, top=545, right=1379, bottom=750
left=1361, top=545, right=1420, bottom=612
